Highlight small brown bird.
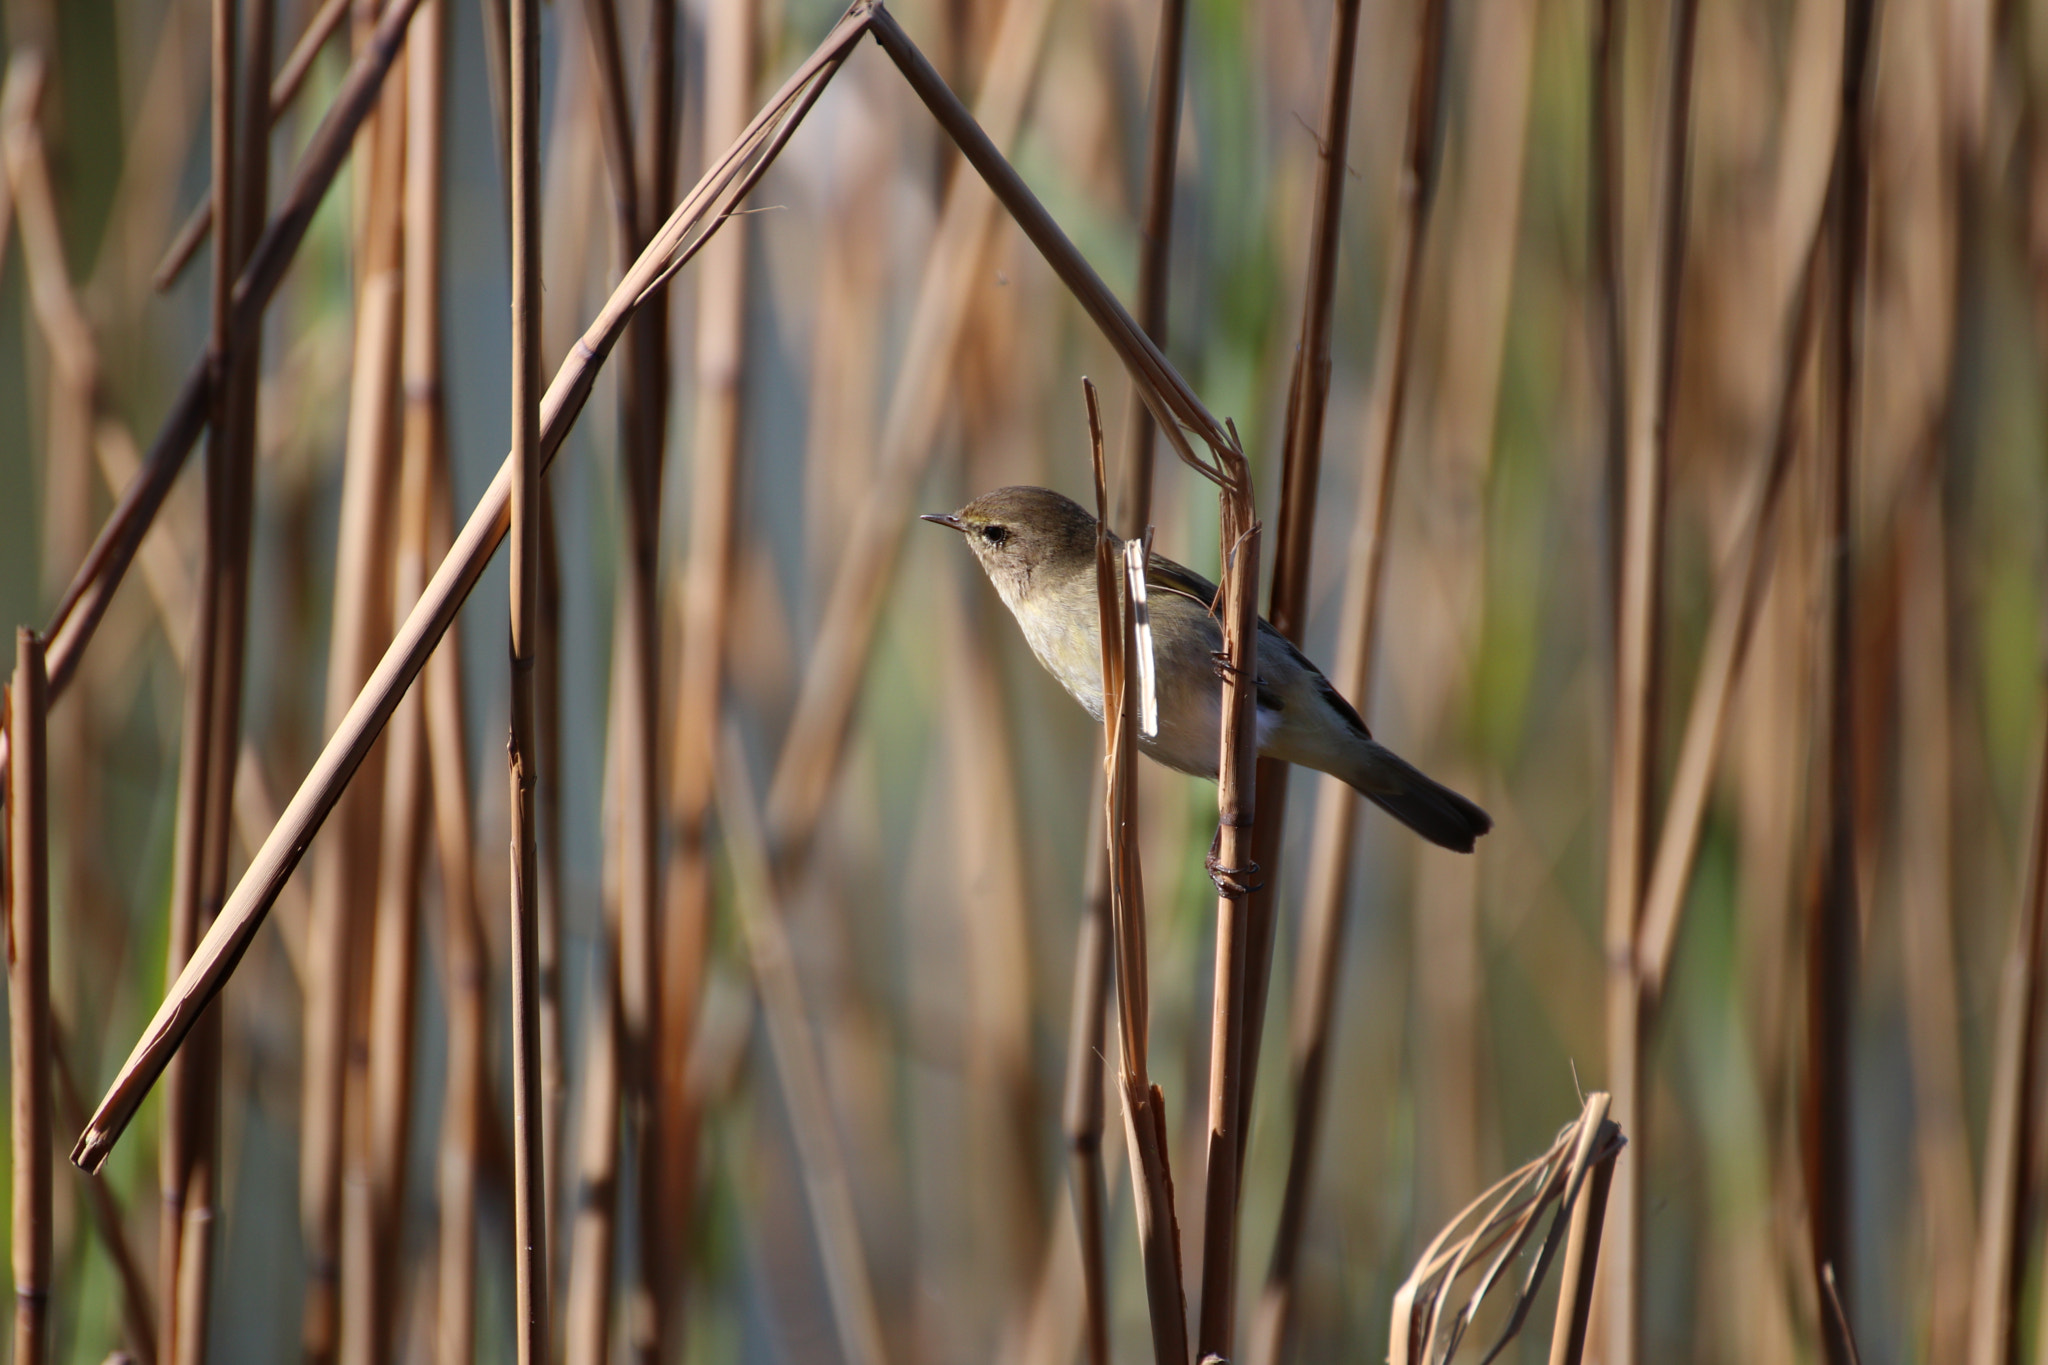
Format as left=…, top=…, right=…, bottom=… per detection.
left=924, top=485, right=1491, bottom=852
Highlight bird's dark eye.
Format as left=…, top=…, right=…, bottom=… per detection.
left=981, top=524, right=1009, bottom=547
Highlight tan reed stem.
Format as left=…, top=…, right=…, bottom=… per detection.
left=715, top=731, right=891, bottom=1365
left=305, top=31, right=407, bottom=1357
left=1228, top=0, right=1366, bottom=1303
left=71, top=0, right=871, bottom=1180
left=1113, top=0, right=1186, bottom=536
left=1804, top=3, right=1874, bottom=1357
left=762, top=0, right=1055, bottom=864
left=1547, top=1120, right=1622, bottom=1365
left=421, top=429, right=485, bottom=1365
left=9, top=629, right=52, bottom=1365
left=362, top=20, right=449, bottom=1337
left=1247, top=4, right=1445, bottom=1360
left=1599, top=2, right=1697, bottom=1359
left=660, top=0, right=755, bottom=1337
left=20, top=0, right=430, bottom=739
left=1590, top=0, right=1624, bottom=630
left=507, top=0, right=549, bottom=1349
left=1084, top=381, right=1187, bottom=1365
left=1067, top=9, right=1185, bottom=1355
left=153, top=0, right=352, bottom=291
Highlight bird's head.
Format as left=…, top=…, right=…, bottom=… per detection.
left=921, top=486, right=1102, bottom=604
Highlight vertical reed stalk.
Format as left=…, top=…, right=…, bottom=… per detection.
left=1600, top=3, right=1697, bottom=1360
left=1113, top=0, right=1185, bottom=536
left=305, top=24, right=406, bottom=1353
left=1066, top=5, right=1185, bottom=1358
left=363, top=12, right=448, bottom=1341
left=1085, top=383, right=1187, bottom=1365
left=422, top=432, right=484, bottom=1365
left=1805, top=2, right=1874, bottom=1357
left=507, top=0, right=549, bottom=1351
left=1248, top=3, right=1445, bottom=1359
left=72, top=7, right=870, bottom=1174
left=153, top=0, right=353, bottom=292
left=660, top=0, right=754, bottom=1338
left=159, top=0, right=250, bottom=1348
left=1964, top=718, right=2048, bottom=1365
left=1591, top=0, right=1624, bottom=629
left=1232, top=0, right=1364, bottom=1237
left=9, top=629, right=52, bottom=1365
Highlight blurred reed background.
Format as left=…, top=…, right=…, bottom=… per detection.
left=0, top=0, right=2040, bottom=1360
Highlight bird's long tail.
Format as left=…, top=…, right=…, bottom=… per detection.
left=1343, top=740, right=1492, bottom=853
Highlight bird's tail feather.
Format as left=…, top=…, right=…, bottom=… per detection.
left=1346, top=741, right=1492, bottom=853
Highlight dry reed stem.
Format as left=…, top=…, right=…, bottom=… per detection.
left=762, top=0, right=1055, bottom=860
left=70, top=0, right=871, bottom=1179
left=1230, top=0, right=1365, bottom=1282
left=1545, top=1118, right=1620, bottom=1365
left=1805, top=2, right=1875, bottom=1355
left=19, top=0, right=429, bottom=740
left=507, top=0, right=549, bottom=1349
left=421, top=437, right=484, bottom=1365
left=158, top=0, right=249, bottom=1345
left=1068, top=10, right=1186, bottom=1350
left=562, top=925, right=621, bottom=1365
left=1197, top=452, right=1260, bottom=1361
left=10, top=629, right=52, bottom=1365
left=1634, top=245, right=1823, bottom=996
left=715, top=731, right=891, bottom=1365
left=1590, top=0, right=1624, bottom=627
left=2, top=59, right=316, bottom=995
left=1113, top=0, right=1186, bottom=536
left=1249, top=4, right=1445, bottom=1359
left=1599, top=2, right=1698, bottom=1359
left=1965, top=696, right=2048, bottom=1363
left=1087, top=382, right=1188, bottom=1365
left=1391, top=1094, right=1622, bottom=1365
left=569, top=1, right=662, bottom=1352
left=658, top=0, right=755, bottom=1331
left=153, top=0, right=352, bottom=291
left=1896, top=473, right=1972, bottom=1365
left=304, top=44, right=407, bottom=1357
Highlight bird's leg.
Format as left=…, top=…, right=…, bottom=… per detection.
left=1203, top=826, right=1261, bottom=898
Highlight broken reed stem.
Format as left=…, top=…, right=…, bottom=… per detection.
left=70, top=0, right=867, bottom=1182
left=10, top=630, right=52, bottom=1365
left=1599, top=2, right=1697, bottom=1360
left=21, top=0, right=430, bottom=740
left=1804, top=3, right=1875, bottom=1357
left=1231, top=0, right=1364, bottom=1274
left=715, top=732, right=891, bottom=1365
left=1547, top=1123, right=1621, bottom=1365
left=1086, top=381, right=1188, bottom=1365
left=1248, top=2, right=1444, bottom=1360
left=507, top=0, right=549, bottom=1349
left=1112, top=0, right=1186, bottom=536
left=153, top=0, right=351, bottom=291
left=660, top=0, right=755, bottom=1333
left=761, top=0, right=1055, bottom=861
left=1065, top=7, right=1187, bottom=1356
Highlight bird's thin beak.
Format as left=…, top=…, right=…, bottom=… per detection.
left=920, top=513, right=966, bottom=532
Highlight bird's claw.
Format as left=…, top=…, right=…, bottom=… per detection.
left=1204, top=848, right=1262, bottom=899
left=1210, top=650, right=1262, bottom=686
